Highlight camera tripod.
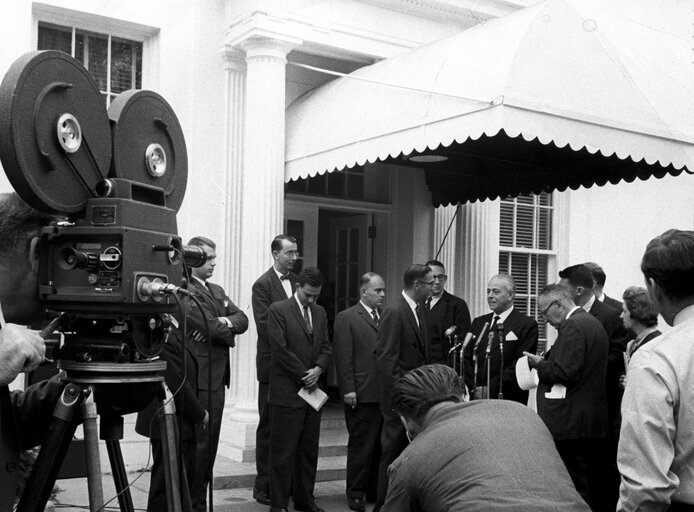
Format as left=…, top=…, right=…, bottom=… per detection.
left=17, top=362, right=189, bottom=512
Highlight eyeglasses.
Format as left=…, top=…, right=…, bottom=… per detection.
left=284, top=250, right=300, bottom=258
left=539, top=300, right=559, bottom=318
left=416, top=280, right=435, bottom=287
left=432, top=274, right=447, bottom=281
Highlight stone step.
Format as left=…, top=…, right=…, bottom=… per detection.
left=213, top=455, right=347, bottom=490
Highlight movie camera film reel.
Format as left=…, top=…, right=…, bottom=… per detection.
left=0, top=50, right=188, bottom=216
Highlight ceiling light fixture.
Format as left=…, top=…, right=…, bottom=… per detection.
left=408, top=154, right=449, bottom=163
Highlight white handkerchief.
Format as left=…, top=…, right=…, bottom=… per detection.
left=516, top=356, right=539, bottom=390
left=545, top=384, right=567, bottom=399
left=506, top=331, right=518, bottom=341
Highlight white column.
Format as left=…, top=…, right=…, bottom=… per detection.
left=433, top=204, right=460, bottom=295
left=219, top=37, right=296, bottom=462
left=458, top=200, right=500, bottom=318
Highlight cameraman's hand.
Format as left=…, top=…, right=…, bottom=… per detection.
left=0, top=324, right=46, bottom=385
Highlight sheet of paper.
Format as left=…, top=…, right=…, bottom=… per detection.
left=298, top=386, right=329, bottom=411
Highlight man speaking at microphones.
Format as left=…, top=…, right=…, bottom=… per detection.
left=423, top=260, right=471, bottom=366
left=463, top=274, right=538, bottom=403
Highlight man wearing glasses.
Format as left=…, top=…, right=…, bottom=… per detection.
left=373, top=264, right=433, bottom=512
left=251, top=234, right=300, bottom=505
left=526, top=283, right=609, bottom=512
left=422, top=260, right=471, bottom=366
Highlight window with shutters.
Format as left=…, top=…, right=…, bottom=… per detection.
left=499, top=192, right=554, bottom=346
left=38, top=22, right=142, bottom=107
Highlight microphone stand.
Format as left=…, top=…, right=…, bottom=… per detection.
left=485, top=328, right=494, bottom=399
left=472, top=322, right=489, bottom=400
left=497, top=322, right=505, bottom=400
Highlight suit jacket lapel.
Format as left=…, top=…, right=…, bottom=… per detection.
left=291, top=299, right=313, bottom=340
left=402, top=297, right=426, bottom=359
left=271, top=269, right=291, bottom=299
left=358, top=304, right=378, bottom=331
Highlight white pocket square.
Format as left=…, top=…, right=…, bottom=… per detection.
left=506, top=331, right=518, bottom=341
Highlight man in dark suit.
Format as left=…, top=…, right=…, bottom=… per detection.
left=187, top=236, right=248, bottom=512
left=423, top=260, right=471, bottom=366
left=373, top=263, right=433, bottom=512
left=559, top=263, right=628, bottom=512
left=584, top=262, right=623, bottom=311
left=251, top=234, right=300, bottom=505
left=334, top=272, right=385, bottom=512
left=136, top=285, right=209, bottom=511
left=463, top=273, right=538, bottom=403
left=526, top=283, right=609, bottom=511
left=267, top=267, right=332, bottom=512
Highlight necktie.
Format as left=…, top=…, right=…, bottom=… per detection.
left=303, top=306, right=313, bottom=334
left=425, top=297, right=432, bottom=310
left=415, top=304, right=424, bottom=334
left=371, top=309, right=379, bottom=327
left=280, top=274, right=288, bottom=280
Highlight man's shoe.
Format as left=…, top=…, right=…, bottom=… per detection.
left=294, top=503, right=325, bottom=512
left=253, top=489, right=271, bottom=505
left=348, top=496, right=366, bottom=511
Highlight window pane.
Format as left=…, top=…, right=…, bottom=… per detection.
left=511, top=254, right=529, bottom=295
left=38, top=23, right=72, bottom=54
left=307, top=174, right=325, bottom=195
left=77, top=31, right=108, bottom=92
left=327, top=172, right=345, bottom=196
left=538, top=207, right=552, bottom=250
left=349, top=228, right=359, bottom=262
left=346, top=174, right=363, bottom=199
left=515, top=205, right=534, bottom=247
left=111, top=38, right=138, bottom=93
left=499, top=202, right=514, bottom=246
left=499, top=252, right=509, bottom=274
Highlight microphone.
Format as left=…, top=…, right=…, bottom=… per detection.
left=444, top=325, right=458, bottom=337
left=460, top=332, right=474, bottom=351
left=473, top=322, right=489, bottom=351
left=495, top=321, right=505, bottom=337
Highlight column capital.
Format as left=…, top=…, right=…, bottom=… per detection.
left=220, top=46, right=246, bottom=72
left=240, top=36, right=300, bottom=62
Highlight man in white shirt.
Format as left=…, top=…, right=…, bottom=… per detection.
left=618, top=229, right=694, bottom=512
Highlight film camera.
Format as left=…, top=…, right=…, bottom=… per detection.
left=0, top=50, right=204, bottom=383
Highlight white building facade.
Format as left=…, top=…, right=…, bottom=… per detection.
left=1, top=0, right=693, bottom=460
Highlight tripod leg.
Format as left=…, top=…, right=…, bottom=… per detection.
left=105, top=439, right=135, bottom=512
left=160, top=383, right=185, bottom=512
left=102, top=414, right=135, bottom=512
left=82, top=391, right=104, bottom=512
left=17, top=383, right=86, bottom=512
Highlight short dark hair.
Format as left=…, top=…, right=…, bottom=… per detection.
left=0, top=193, right=57, bottom=256
left=584, top=262, right=606, bottom=287
left=298, top=266, right=323, bottom=288
left=559, top=264, right=595, bottom=290
left=403, top=264, right=431, bottom=289
left=622, top=286, right=658, bottom=327
left=425, top=260, right=445, bottom=270
left=271, top=234, right=297, bottom=253
left=641, top=229, right=694, bottom=301
left=187, top=236, right=215, bottom=249
left=392, top=364, right=462, bottom=420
